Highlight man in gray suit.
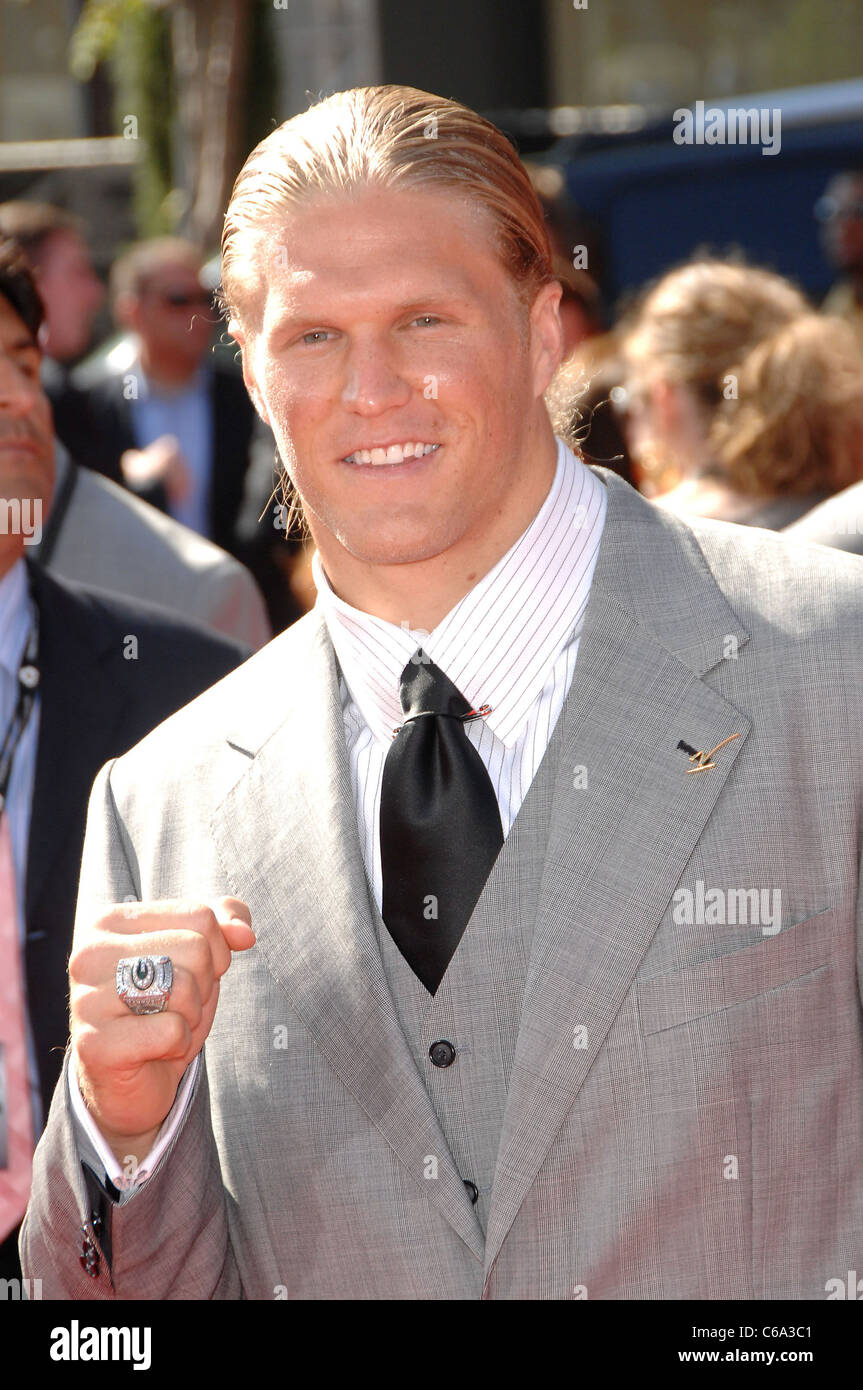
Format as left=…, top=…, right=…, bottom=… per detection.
left=21, top=86, right=863, bottom=1300
left=39, top=446, right=272, bottom=650
left=0, top=230, right=272, bottom=650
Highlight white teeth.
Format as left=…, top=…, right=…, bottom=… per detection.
left=344, top=443, right=439, bottom=465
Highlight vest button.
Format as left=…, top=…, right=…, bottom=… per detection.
left=463, top=1180, right=479, bottom=1205
left=428, top=1039, right=456, bottom=1068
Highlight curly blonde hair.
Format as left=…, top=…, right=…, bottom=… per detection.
left=711, top=312, right=863, bottom=495
left=622, top=260, right=863, bottom=496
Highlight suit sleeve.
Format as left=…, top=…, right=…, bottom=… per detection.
left=68, top=1052, right=200, bottom=1192
left=19, top=758, right=243, bottom=1299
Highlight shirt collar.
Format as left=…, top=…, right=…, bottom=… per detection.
left=0, top=558, right=32, bottom=680
left=313, top=437, right=608, bottom=748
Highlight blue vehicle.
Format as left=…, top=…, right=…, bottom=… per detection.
left=543, top=79, right=863, bottom=307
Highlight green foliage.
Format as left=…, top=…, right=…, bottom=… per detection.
left=69, top=0, right=145, bottom=82
left=69, top=0, right=278, bottom=241
left=70, top=0, right=176, bottom=238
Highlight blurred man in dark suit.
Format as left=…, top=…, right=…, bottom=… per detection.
left=70, top=238, right=258, bottom=559
left=0, top=203, right=104, bottom=371
left=0, top=240, right=248, bottom=1284
left=0, top=201, right=105, bottom=466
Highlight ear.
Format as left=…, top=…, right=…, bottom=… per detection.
left=230, top=320, right=271, bottom=427
left=529, top=280, right=565, bottom=397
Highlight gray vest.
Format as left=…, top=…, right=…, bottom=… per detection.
left=369, top=719, right=563, bottom=1235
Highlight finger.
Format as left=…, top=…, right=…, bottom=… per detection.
left=72, top=928, right=217, bottom=1007
left=155, top=434, right=181, bottom=465
left=75, top=1009, right=193, bottom=1075
left=119, top=452, right=144, bottom=483
left=91, top=901, right=240, bottom=978
left=184, top=977, right=221, bottom=1067
left=214, top=897, right=256, bottom=952
left=73, top=960, right=205, bottom=1031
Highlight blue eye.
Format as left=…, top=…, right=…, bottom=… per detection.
left=413, top=315, right=440, bottom=327
left=301, top=330, right=330, bottom=345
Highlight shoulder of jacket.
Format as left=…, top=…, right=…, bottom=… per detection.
left=685, top=514, right=863, bottom=618
left=108, top=607, right=324, bottom=769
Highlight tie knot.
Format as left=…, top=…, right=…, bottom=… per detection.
left=399, top=650, right=472, bottom=720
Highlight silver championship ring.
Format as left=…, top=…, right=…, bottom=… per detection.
left=116, top=955, right=174, bottom=1015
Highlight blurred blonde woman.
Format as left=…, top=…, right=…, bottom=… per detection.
left=617, top=259, right=863, bottom=527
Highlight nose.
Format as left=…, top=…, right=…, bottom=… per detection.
left=340, top=333, right=412, bottom=415
left=0, top=356, right=41, bottom=417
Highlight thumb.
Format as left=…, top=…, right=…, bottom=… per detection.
left=212, top=896, right=256, bottom=952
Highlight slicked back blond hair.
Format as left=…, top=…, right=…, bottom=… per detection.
left=220, top=84, right=554, bottom=325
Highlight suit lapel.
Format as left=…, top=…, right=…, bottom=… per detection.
left=25, top=563, right=123, bottom=920
left=483, top=469, right=753, bottom=1276
left=100, top=375, right=136, bottom=476
left=24, top=565, right=127, bottom=1119
left=210, top=612, right=485, bottom=1260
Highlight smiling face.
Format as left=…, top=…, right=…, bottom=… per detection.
left=0, top=294, right=54, bottom=573
left=229, top=183, right=563, bottom=617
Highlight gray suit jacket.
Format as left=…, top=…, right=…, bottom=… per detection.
left=40, top=451, right=272, bottom=651
left=21, top=467, right=863, bottom=1299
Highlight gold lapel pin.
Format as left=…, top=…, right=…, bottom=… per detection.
left=677, top=732, right=741, bottom=772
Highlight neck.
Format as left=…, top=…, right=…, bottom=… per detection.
left=138, top=341, right=200, bottom=389
left=314, top=426, right=559, bottom=630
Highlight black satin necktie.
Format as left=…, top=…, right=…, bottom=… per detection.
left=379, top=650, right=504, bottom=994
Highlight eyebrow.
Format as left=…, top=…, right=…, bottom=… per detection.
left=270, top=291, right=474, bottom=334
